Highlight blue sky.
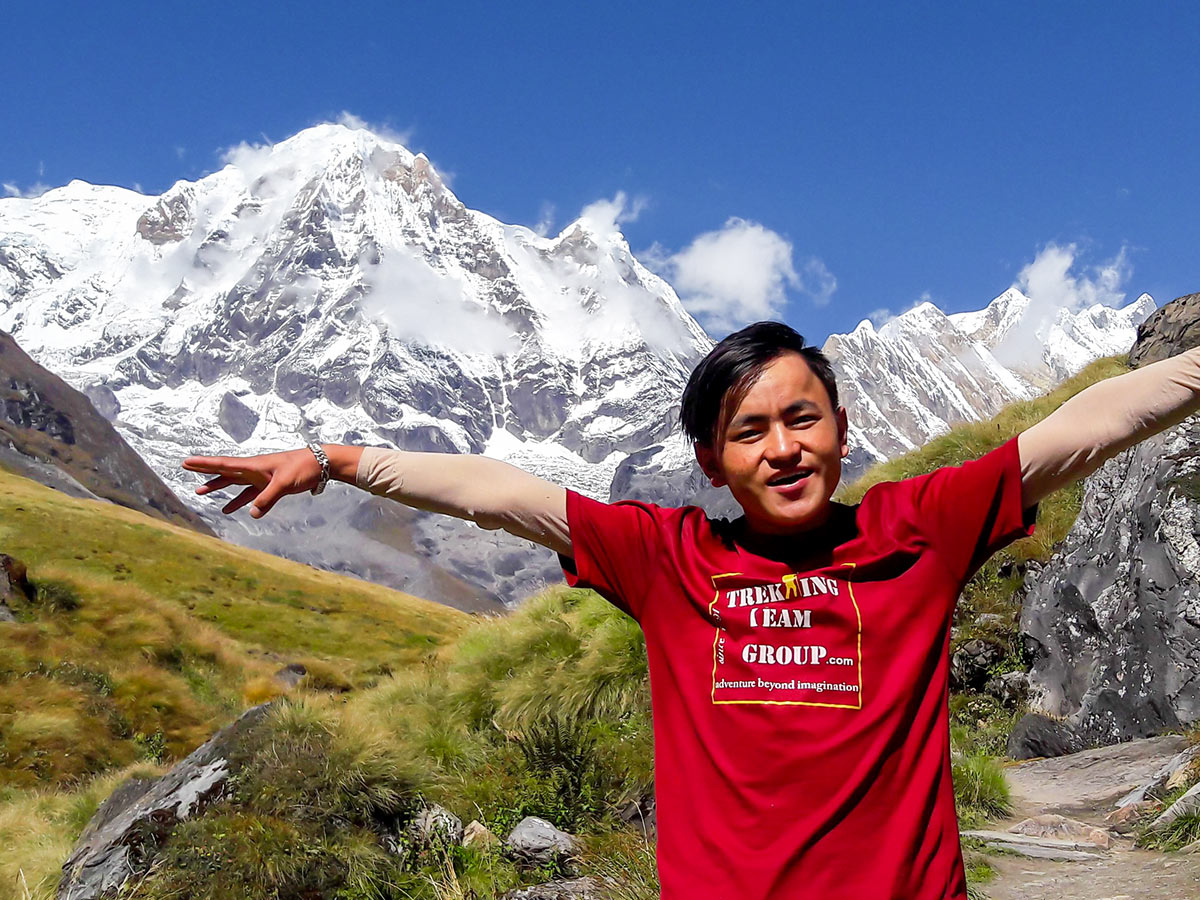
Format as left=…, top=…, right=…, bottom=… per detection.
left=3, top=1, right=1197, bottom=342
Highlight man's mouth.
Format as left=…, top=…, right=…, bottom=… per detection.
left=766, top=469, right=813, bottom=487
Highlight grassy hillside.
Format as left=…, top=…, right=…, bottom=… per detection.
left=0, top=467, right=468, bottom=794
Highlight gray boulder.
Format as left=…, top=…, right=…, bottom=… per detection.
left=0, top=553, right=29, bottom=622
left=463, top=819, right=499, bottom=849
left=0, top=553, right=30, bottom=603
left=82, top=383, right=120, bottom=422
left=409, top=803, right=464, bottom=846
left=1007, top=713, right=1083, bottom=760
left=58, top=704, right=272, bottom=900
left=986, top=671, right=1030, bottom=707
left=505, top=816, right=579, bottom=867
left=949, top=638, right=1002, bottom=692
left=1129, top=291, right=1200, bottom=367
left=272, top=663, right=307, bottom=689
left=501, top=877, right=606, bottom=900
left=1017, top=291, right=1200, bottom=748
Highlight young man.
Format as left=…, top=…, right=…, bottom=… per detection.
left=183, top=322, right=1200, bottom=899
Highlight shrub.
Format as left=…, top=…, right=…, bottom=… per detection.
left=952, top=751, right=1011, bottom=828
left=1140, top=810, right=1200, bottom=852
left=31, top=579, right=81, bottom=614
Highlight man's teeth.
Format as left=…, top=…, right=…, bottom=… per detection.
left=770, top=471, right=809, bottom=486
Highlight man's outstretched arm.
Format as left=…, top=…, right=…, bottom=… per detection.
left=182, top=445, right=572, bottom=556
left=353, top=447, right=571, bottom=555
left=1018, top=347, right=1200, bottom=508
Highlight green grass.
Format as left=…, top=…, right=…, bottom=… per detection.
left=0, top=471, right=465, bottom=675
left=0, top=468, right=469, bottom=794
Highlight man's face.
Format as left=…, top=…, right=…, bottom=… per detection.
left=696, top=352, right=849, bottom=536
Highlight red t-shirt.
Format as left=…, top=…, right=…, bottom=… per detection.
left=561, top=437, right=1034, bottom=900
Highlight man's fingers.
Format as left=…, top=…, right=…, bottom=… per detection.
left=196, top=475, right=236, bottom=495
left=182, top=456, right=238, bottom=473
left=250, top=481, right=287, bottom=518
left=222, top=485, right=262, bottom=515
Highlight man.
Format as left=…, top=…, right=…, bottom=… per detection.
left=184, top=321, right=1200, bottom=899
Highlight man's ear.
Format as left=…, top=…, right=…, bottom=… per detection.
left=694, top=442, right=727, bottom=488
left=836, top=406, right=849, bottom=459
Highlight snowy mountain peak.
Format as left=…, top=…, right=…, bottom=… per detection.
left=825, top=284, right=1155, bottom=478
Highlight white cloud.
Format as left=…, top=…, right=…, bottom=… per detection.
left=359, top=247, right=516, bottom=355
left=335, top=111, right=414, bottom=148
left=867, top=307, right=893, bottom=327
left=533, top=201, right=556, bottom=237
left=576, top=191, right=647, bottom=238
left=799, top=257, right=837, bottom=307
left=993, top=242, right=1133, bottom=371
left=1015, top=242, right=1130, bottom=313
left=2, top=181, right=51, bottom=198
left=653, top=217, right=835, bottom=334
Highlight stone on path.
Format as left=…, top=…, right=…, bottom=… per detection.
left=1105, top=800, right=1162, bottom=834
left=1010, top=814, right=1111, bottom=849
left=962, top=829, right=1107, bottom=860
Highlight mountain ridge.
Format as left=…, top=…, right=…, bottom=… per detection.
left=0, top=122, right=1154, bottom=604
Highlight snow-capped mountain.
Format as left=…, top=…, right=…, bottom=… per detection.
left=824, top=290, right=1154, bottom=475
left=0, top=123, right=711, bottom=606
left=0, top=121, right=1154, bottom=605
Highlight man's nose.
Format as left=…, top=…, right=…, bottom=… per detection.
left=763, top=423, right=800, bottom=461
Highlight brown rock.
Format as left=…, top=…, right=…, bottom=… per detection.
left=0, top=554, right=30, bottom=602
left=1008, top=814, right=1112, bottom=849
left=1106, top=800, right=1162, bottom=834
left=463, top=819, right=499, bottom=850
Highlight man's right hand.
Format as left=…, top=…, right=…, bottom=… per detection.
left=181, top=448, right=323, bottom=518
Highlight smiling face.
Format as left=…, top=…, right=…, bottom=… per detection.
left=695, top=351, right=849, bottom=536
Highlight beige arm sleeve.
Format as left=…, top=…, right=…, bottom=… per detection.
left=1018, top=346, right=1200, bottom=508
left=354, top=448, right=572, bottom=557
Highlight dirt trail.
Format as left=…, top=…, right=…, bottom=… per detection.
left=981, top=735, right=1200, bottom=900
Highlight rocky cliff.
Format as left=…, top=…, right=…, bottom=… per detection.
left=0, top=330, right=212, bottom=533
left=1018, top=291, right=1200, bottom=750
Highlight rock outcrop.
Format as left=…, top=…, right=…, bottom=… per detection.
left=58, top=704, right=271, bottom=900
left=0, top=331, right=212, bottom=534
left=0, top=553, right=30, bottom=622
left=1017, top=290, right=1200, bottom=751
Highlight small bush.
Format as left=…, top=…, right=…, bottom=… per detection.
left=1140, top=810, right=1200, bottom=851
left=133, top=730, right=168, bottom=763
left=578, top=831, right=659, bottom=900
left=31, top=579, right=81, bottom=613
left=953, top=752, right=1011, bottom=828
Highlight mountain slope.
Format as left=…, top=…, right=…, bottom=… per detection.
left=0, top=330, right=211, bottom=532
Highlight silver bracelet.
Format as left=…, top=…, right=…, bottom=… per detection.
left=307, top=442, right=330, bottom=495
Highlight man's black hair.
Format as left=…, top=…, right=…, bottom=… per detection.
left=680, top=321, right=839, bottom=447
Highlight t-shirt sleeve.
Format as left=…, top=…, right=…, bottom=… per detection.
left=559, top=489, right=664, bottom=621
left=901, top=436, right=1036, bottom=584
